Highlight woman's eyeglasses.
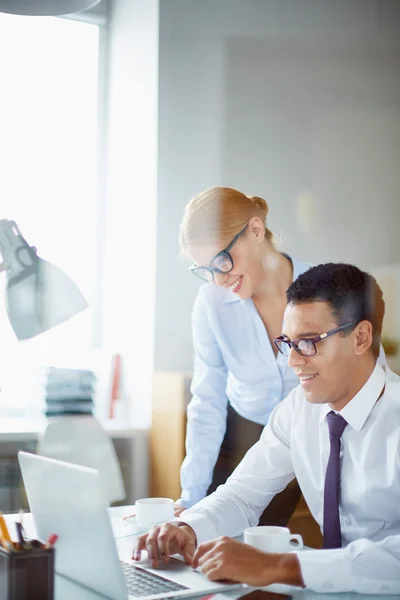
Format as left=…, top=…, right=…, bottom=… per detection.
left=189, top=224, right=248, bottom=282
left=274, top=322, right=358, bottom=357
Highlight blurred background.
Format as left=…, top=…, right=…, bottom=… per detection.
left=0, top=0, right=399, bottom=546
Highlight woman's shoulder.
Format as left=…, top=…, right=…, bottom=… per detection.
left=194, top=282, right=236, bottom=310
left=194, top=283, right=240, bottom=315
left=289, top=255, right=314, bottom=280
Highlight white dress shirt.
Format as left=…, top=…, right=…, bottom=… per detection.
left=180, top=362, right=400, bottom=594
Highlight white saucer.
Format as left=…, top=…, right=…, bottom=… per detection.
left=123, top=516, right=149, bottom=534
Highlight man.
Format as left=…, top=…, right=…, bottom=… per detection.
left=135, top=263, right=400, bottom=594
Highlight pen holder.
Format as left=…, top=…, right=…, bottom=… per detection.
left=0, top=545, right=55, bottom=600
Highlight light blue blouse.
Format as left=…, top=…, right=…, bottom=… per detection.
left=180, top=256, right=311, bottom=507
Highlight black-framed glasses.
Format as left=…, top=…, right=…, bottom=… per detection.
left=274, top=321, right=358, bottom=357
left=189, top=224, right=249, bottom=282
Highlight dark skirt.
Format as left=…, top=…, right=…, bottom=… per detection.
left=207, top=403, right=301, bottom=526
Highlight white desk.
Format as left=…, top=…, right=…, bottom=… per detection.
left=4, top=507, right=399, bottom=600
left=0, top=418, right=147, bottom=443
left=0, top=420, right=149, bottom=507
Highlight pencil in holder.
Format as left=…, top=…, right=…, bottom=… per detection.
left=0, top=545, right=55, bottom=600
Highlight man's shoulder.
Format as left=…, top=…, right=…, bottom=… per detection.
left=385, top=367, right=400, bottom=401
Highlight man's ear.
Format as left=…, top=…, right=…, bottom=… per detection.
left=353, top=320, right=373, bottom=356
left=248, top=216, right=265, bottom=243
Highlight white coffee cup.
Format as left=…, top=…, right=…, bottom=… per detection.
left=135, top=497, right=174, bottom=528
left=244, top=526, right=303, bottom=553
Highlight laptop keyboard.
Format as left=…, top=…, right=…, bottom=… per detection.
left=120, top=561, right=189, bottom=597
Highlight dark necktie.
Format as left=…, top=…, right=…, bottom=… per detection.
left=323, top=411, right=348, bottom=549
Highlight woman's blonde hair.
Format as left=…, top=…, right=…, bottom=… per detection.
left=179, top=186, right=274, bottom=254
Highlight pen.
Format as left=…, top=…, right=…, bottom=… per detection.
left=15, top=522, right=24, bottom=546
left=44, top=533, right=58, bottom=549
left=15, top=521, right=32, bottom=550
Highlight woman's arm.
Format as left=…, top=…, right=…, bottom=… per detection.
left=179, top=290, right=229, bottom=507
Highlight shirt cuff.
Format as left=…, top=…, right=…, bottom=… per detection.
left=296, top=548, right=354, bottom=593
left=173, top=512, right=219, bottom=545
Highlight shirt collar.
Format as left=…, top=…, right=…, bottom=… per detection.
left=319, top=361, right=386, bottom=431
left=222, top=254, right=303, bottom=304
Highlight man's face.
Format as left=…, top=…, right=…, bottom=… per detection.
left=283, top=301, right=358, bottom=408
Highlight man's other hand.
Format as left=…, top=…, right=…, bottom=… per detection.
left=192, top=537, right=304, bottom=588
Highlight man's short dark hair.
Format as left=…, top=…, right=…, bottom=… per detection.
left=286, top=263, right=385, bottom=358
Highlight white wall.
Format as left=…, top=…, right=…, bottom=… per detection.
left=155, top=0, right=400, bottom=372
left=102, top=0, right=158, bottom=428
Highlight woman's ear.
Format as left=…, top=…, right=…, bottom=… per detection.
left=353, top=320, right=373, bottom=356
left=248, top=216, right=265, bottom=243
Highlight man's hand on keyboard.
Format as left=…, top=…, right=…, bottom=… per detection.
left=133, top=523, right=197, bottom=569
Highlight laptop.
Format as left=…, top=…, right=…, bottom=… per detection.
left=18, top=451, right=244, bottom=600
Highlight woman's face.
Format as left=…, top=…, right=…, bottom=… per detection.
left=188, top=218, right=270, bottom=299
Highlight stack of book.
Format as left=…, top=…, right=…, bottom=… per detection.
left=44, top=367, right=96, bottom=417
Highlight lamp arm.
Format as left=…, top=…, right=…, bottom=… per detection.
left=0, top=220, right=38, bottom=278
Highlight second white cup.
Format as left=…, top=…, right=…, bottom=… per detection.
left=244, top=526, right=303, bottom=553
left=135, top=497, right=174, bottom=528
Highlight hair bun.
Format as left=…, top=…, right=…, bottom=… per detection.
left=249, top=195, right=268, bottom=215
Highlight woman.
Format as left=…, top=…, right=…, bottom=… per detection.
left=175, top=186, right=311, bottom=525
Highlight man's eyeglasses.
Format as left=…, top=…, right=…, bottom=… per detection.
left=274, top=322, right=358, bottom=357
left=189, top=224, right=248, bottom=282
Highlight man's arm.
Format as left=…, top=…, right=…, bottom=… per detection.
left=180, top=396, right=296, bottom=543
left=296, top=535, right=400, bottom=594
left=191, top=533, right=400, bottom=594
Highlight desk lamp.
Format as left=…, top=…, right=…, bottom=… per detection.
left=0, top=2, right=94, bottom=337
left=0, top=219, right=87, bottom=340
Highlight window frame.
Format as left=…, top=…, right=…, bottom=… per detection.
left=0, top=4, right=110, bottom=414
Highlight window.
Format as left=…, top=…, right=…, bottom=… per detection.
left=0, top=13, right=103, bottom=414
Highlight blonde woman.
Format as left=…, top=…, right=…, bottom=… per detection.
left=176, top=186, right=310, bottom=525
